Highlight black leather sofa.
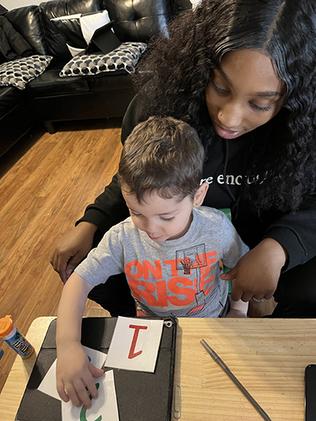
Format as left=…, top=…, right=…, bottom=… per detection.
left=0, top=0, right=192, bottom=157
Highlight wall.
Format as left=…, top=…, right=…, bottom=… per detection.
left=0, top=0, right=201, bottom=12
left=0, top=0, right=41, bottom=10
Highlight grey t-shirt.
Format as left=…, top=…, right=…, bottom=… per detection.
left=75, top=206, right=248, bottom=317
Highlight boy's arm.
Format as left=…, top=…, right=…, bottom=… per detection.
left=56, top=273, right=103, bottom=408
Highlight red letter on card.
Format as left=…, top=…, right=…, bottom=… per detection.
left=128, top=324, right=148, bottom=359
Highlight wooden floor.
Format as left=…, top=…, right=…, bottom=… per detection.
left=0, top=123, right=275, bottom=393
left=0, top=124, right=117, bottom=392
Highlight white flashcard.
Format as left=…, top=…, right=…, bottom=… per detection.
left=50, top=14, right=81, bottom=21
left=66, top=44, right=86, bottom=57
left=80, top=10, right=110, bottom=45
left=190, top=0, right=202, bottom=9
left=104, top=317, right=164, bottom=372
left=61, top=370, right=119, bottom=421
left=38, top=346, right=107, bottom=401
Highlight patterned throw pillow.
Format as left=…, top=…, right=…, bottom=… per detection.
left=59, top=42, right=147, bottom=77
left=0, top=55, right=53, bottom=90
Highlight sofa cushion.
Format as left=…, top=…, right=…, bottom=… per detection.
left=0, top=54, right=53, bottom=90
left=59, top=42, right=147, bottom=77
left=172, top=0, right=193, bottom=15
left=6, top=6, right=47, bottom=55
left=28, top=62, right=90, bottom=95
left=86, top=71, right=133, bottom=92
left=105, top=0, right=172, bottom=41
left=0, top=15, right=34, bottom=61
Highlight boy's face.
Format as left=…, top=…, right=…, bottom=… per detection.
left=121, top=187, right=195, bottom=242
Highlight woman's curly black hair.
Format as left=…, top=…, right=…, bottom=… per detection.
left=135, top=0, right=316, bottom=213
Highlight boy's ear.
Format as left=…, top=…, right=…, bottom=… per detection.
left=193, top=182, right=209, bottom=207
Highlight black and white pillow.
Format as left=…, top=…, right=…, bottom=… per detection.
left=0, top=55, right=53, bottom=90
left=59, top=42, right=147, bottom=77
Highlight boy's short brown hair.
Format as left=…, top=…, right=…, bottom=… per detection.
left=118, top=116, right=204, bottom=202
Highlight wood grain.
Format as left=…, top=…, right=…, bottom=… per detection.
left=176, top=318, right=315, bottom=421
left=1, top=317, right=314, bottom=421
left=0, top=126, right=118, bottom=391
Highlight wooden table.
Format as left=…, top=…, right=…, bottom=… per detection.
left=1, top=317, right=315, bottom=421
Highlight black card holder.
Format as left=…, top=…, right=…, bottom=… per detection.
left=15, top=317, right=177, bottom=421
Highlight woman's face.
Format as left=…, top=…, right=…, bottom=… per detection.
left=205, top=49, right=284, bottom=140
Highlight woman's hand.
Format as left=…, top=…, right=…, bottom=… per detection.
left=221, top=238, right=287, bottom=302
left=50, top=222, right=97, bottom=283
left=56, top=341, right=104, bottom=408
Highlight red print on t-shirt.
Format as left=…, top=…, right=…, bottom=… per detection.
left=124, top=246, right=218, bottom=311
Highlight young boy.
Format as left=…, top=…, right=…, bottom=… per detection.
left=56, top=116, right=248, bottom=408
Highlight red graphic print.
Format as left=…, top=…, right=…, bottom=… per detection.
left=124, top=250, right=219, bottom=311
left=180, top=256, right=193, bottom=274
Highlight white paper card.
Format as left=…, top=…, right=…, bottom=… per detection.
left=38, top=346, right=107, bottom=401
left=105, top=317, right=164, bottom=372
left=80, top=10, right=110, bottom=45
left=61, top=370, right=119, bottom=421
left=66, top=44, right=86, bottom=57
left=190, top=0, right=202, bottom=9
left=51, top=14, right=81, bottom=21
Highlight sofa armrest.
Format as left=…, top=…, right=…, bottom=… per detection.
left=171, top=0, right=193, bottom=15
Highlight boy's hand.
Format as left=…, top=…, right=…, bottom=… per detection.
left=56, top=341, right=104, bottom=408
left=221, top=238, right=287, bottom=302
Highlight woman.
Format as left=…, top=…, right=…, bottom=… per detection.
left=51, top=0, right=316, bottom=317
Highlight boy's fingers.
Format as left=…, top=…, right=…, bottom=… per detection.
left=73, top=379, right=92, bottom=408
left=85, top=378, right=99, bottom=400
left=89, top=363, right=105, bottom=378
left=57, top=380, right=70, bottom=402
left=64, top=382, right=82, bottom=407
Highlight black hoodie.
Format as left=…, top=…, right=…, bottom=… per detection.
left=78, top=93, right=316, bottom=272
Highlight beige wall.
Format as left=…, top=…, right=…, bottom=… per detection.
left=1, top=0, right=42, bottom=10
left=1, top=0, right=199, bottom=12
